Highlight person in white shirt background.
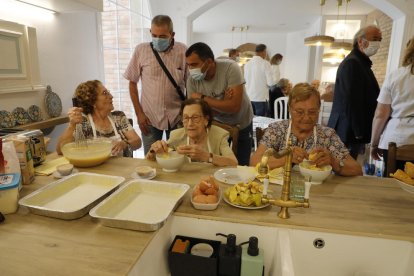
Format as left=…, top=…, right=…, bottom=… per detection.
left=244, top=44, right=276, bottom=116
left=370, top=37, right=414, bottom=174
left=270, top=53, right=283, bottom=83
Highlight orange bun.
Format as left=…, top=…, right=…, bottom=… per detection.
left=209, top=176, right=219, bottom=190
left=199, top=181, right=212, bottom=193
left=204, top=187, right=218, bottom=195
left=205, top=195, right=218, bottom=204
left=193, top=187, right=203, bottom=197
left=193, top=194, right=209, bottom=204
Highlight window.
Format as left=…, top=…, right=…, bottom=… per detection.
left=101, top=0, right=151, bottom=122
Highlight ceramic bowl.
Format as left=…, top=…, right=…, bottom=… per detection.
left=56, top=164, right=74, bottom=176
left=61, top=138, right=112, bottom=167
left=191, top=186, right=221, bottom=211
left=299, top=161, right=332, bottom=184
left=156, top=151, right=185, bottom=172
left=135, top=166, right=155, bottom=178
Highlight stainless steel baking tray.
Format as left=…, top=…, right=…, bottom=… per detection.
left=89, top=179, right=190, bottom=231
left=19, top=172, right=125, bottom=220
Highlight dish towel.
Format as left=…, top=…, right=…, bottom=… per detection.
left=35, top=157, right=69, bottom=176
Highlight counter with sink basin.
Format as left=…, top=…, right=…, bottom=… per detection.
left=1, top=156, right=413, bottom=275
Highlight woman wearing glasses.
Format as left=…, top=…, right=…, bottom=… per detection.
left=146, top=98, right=238, bottom=166
left=56, top=80, right=141, bottom=157
left=250, top=83, right=362, bottom=176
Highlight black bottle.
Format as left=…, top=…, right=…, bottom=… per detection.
left=216, top=233, right=242, bottom=276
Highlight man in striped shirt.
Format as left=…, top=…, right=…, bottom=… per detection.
left=124, top=15, right=187, bottom=154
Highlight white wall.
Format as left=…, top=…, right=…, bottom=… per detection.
left=0, top=12, right=103, bottom=151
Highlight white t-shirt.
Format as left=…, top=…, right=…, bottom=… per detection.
left=377, top=65, right=414, bottom=148
left=271, top=64, right=281, bottom=83
left=244, top=56, right=276, bottom=101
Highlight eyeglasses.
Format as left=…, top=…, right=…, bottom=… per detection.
left=182, top=115, right=203, bottom=123
left=100, top=89, right=111, bottom=97
left=292, top=109, right=319, bottom=118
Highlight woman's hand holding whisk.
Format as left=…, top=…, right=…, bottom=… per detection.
left=68, top=107, right=83, bottom=127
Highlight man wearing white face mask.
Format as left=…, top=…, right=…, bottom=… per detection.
left=185, top=42, right=254, bottom=166
left=328, top=25, right=382, bottom=160
left=124, top=15, right=187, bottom=154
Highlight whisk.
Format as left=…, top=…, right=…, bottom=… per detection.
left=74, top=122, right=88, bottom=148
left=72, top=98, right=88, bottom=149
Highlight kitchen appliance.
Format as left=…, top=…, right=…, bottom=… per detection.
left=0, top=128, right=46, bottom=166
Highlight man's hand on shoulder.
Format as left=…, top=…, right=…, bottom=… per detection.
left=190, top=92, right=203, bottom=99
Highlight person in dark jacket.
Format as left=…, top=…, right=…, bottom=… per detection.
left=327, top=25, right=382, bottom=159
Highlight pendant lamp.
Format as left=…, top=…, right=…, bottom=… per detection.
left=304, top=0, right=335, bottom=47
left=330, top=0, right=353, bottom=55
left=322, top=52, right=345, bottom=64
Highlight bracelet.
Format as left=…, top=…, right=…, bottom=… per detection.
left=370, top=145, right=378, bottom=149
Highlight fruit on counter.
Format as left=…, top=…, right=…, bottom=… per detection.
left=391, top=168, right=414, bottom=185
left=300, top=161, right=327, bottom=171
left=192, top=176, right=220, bottom=204
left=224, top=182, right=264, bottom=207
left=405, top=162, right=414, bottom=178
left=309, top=152, right=318, bottom=162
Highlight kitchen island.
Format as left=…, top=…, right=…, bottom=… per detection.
left=1, top=156, right=414, bottom=275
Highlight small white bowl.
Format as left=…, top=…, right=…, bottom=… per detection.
left=191, top=186, right=221, bottom=210
left=299, top=161, right=332, bottom=184
left=56, top=164, right=74, bottom=176
left=156, top=151, right=185, bottom=172
left=135, top=166, right=155, bottom=178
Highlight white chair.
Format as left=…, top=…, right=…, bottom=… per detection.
left=273, top=96, right=289, bottom=120
left=318, top=100, right=333, bottom=126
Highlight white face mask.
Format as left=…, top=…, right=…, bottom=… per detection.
left=363, top=40, right=381, bottom=57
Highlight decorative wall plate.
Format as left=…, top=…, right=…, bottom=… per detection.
left=28, top=105, right=42, bottom=122
left=12, top=107, right=30, bottom=125
left=44, top=85, right=62, bottom=118
left=0, top=110, right=16, bottom=128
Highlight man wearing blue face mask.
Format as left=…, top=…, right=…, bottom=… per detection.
left=328, top=25, right=382, bottom=160
left=185, top=42, right=254, bottom=166
left=124, top=15, right=187, bottom=155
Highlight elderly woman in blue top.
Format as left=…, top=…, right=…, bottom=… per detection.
left=250, top=83, right=362, bottom=176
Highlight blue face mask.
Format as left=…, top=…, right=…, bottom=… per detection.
left=189, top=68, right=206, bottom=81
left=152, top=37, right=170, bottom=52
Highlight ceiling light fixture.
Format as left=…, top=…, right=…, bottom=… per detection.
left=329, top=0, right=352, bottom=55
left=322, top=52, right=345, bottom=64
left=16, top=0, right=57, bottom=14
left=0, top=0, right=57, bottom=21
left=304, top=0, right=335, bottom=47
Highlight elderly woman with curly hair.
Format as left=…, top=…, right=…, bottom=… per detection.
left=56, top=80, right=141, bottom=156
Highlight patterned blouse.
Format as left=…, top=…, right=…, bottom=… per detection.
left=78, top=111, right=133, bottom=157
left=260, top=120, right=349, bottom=163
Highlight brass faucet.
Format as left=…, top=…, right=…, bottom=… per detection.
left=258, top=143, right=311, bottom=219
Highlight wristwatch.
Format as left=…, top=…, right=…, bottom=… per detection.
left=208, top=153, right=213, bottom=163
left=201, top=94, right=206, bottom=100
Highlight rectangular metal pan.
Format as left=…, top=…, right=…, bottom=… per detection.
left=89, top=179, right=190, bottom=231
left=19, top=172, right=125, bottom=220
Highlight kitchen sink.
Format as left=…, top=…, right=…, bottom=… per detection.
left=130, top=216, right=414, bottom=276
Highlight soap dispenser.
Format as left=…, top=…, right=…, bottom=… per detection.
left=216, top=233, right=242, bottom=276
left=239, top=236, right=264, bottom=276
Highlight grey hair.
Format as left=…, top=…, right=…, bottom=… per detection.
left=277, top=78, right=290, bottom=90
left=151, top=15, right=173, bottom=33
left=352, top=25, right=380, bottom=48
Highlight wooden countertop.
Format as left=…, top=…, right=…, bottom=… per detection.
left=1, top=156, right=414, bottom=275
